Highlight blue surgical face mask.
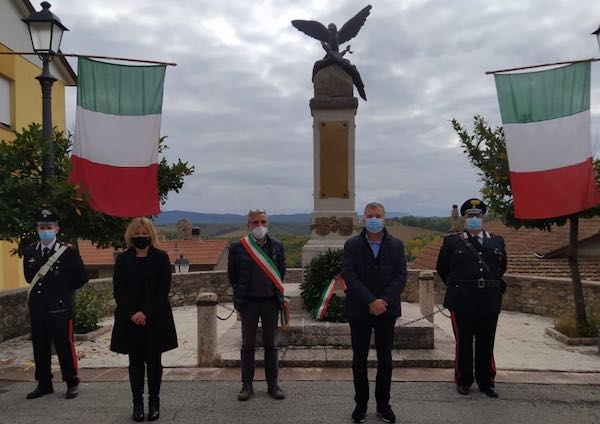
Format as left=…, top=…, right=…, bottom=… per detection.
left=38, top=229, right=56, bottom=243
left=365, top=217, right=384, bottom=233
left=465, top=216, right=483, bottom=231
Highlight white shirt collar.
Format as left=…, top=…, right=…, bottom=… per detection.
left=38, top=238, right=58, bottom=252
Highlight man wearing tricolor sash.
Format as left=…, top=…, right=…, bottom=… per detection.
left=342, top=202, right=407, bottom=423
left=228, top=209, right=286, bottom=401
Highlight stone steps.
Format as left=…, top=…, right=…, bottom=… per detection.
left=216, top=346, right=454, bottom=368
left=252, top=312, right=434, bottom=349
left=217, top=284, right=448, bottom=367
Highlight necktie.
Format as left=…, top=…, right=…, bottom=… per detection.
left=43, top=247, right=50, bottom=257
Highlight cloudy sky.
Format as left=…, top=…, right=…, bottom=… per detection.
left=52, top=0, right=600, bottom=216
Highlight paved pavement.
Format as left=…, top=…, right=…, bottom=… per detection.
left=1, top=298, right=600, bottom=423
left=1, top=301, right=599, bottom=374
left=1, top=380, right=599, bottom=424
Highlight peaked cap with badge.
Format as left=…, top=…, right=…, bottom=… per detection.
left=460, top=198, right=487, bottom=216
left=37, top=209, right=59, bottom=224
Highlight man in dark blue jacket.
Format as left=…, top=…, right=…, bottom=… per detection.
left=228, top=209, right=286, bottom=402
left=342, top=202, right=407, bottom=424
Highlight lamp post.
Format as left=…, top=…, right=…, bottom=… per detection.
left=174, top=254, right=190, bottom=274
left=593, top=24, right=600, bottom=52
left=22, top=1, right=68, bottom=181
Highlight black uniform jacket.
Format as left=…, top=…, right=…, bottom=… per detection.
left=228, top=235, right=286, bottom=311
left=436, top=231, right=507, bottom=315
left=342, top=228, right=407, bottom=320
left=110, top=247, right=178, bottom=354
left=23, top=241, right=89, bottom=319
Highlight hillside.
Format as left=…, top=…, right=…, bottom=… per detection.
left=385, top=223, right=441, bottom=242
left=156, top=210, right=410, bottom=225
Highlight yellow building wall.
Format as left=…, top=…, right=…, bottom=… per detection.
left=0, top=43, right=68, bottom=290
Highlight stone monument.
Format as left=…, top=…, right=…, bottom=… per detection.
left=301, top=66, right=360, bottom=266
left=292, top=5, right=372, bottom=267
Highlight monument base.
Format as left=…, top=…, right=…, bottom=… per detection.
left=301, top=238, right=346, bottom=268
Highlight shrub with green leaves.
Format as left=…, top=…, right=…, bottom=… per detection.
left=554, top=307, right=599, bottom=338
left=73, top=286, right=113, bottom=334
left=300, top=249, right=346, bottom=323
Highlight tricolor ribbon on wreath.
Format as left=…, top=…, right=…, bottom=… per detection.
left=314, top=274, right=347, bottom=320
left=240, top=234, right=290, bottom=326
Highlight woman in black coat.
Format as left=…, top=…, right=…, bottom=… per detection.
left=110, top=217, right=178, bottom=422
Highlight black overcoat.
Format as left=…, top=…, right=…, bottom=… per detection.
left=436, top=231, right=507, bottom=315
left=341, top=228, right=408, bottom=320
left=110, top=247, right=178, bottom=354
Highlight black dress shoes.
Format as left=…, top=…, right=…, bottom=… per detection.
left=26, top=383, right=54, bottom=399
left=238, top=385, right=253, bottom=401
left=457, top=385, right=469, bottom=395
left=66, top=384, right=79, bottom=399
left=132, top=399, right=144, bottom=422
left=148, top=398, right=160, bottom=421
left=480, top=386, right=499, bottom=398
left=267, top=385, right=286, bottom=400
left=351, top=404, right=367, bottom=423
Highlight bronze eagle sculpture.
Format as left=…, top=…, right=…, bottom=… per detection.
left=292, top=5, right=372, bottom=101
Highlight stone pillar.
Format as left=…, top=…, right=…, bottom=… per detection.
left=196, top=292, right=218, bottom=367
left=302, top=65, right=360, bottom=267
left=419, top=271, right=435, bottom=322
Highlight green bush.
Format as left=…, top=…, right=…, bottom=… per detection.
left=300, top=249, right=346, bottom=323
left=554, top=307, right=600, bottom=338
left=73, top=286, right=112, bottom=334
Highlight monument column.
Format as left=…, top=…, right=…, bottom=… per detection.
left=301, top=65, right=359, bottom=267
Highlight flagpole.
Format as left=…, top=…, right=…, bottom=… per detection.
left=485, top=57, right=600, bottom=75
left=0, top=51, right=177, bottom=66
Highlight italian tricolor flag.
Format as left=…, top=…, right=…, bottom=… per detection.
left=314, top=274, right=346, bottom=321
left=68, top=58, right=166, bottom=217
left=494, top=62, right=600, bottom=219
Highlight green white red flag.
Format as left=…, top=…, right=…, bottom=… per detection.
left=68, top=58, right=166, bottom=217
left=494, top=62, right=600, bottom=219
left=314, top=274, right=346, bottom=321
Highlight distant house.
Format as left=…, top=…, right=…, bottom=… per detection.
left=78, top=239, right=229, bottom=279
left=411, top=219, right=600, bottom=281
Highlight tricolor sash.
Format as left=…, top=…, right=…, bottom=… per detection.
left=240, top=234, right=290, bottom=326
left=314, top=274, right=346, bottom=320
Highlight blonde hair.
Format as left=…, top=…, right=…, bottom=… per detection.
left=124, top=217, right=160, bottom=249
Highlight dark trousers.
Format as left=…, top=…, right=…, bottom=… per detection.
left=349, top=315, right=396, bottom=407
left=240, top=298, right=279, bottom=388
left=128, top=348, right=163, bottom=402
left=450, top=311, right=498, bottom=388
left=30, top=315, right=79, bottom=386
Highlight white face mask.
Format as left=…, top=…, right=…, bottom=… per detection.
left=251, top=226, right=268, bottom=239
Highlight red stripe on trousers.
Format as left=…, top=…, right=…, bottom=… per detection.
left=68, top=155, right=160, bottom=217
left=450, top=311, right=460, bottom=384
left=68, top=320, right=79, bottom=373
left=510, top=158, right=600, bottom=219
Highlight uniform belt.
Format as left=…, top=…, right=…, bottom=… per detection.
left=455, top=279, right=501, bottom=289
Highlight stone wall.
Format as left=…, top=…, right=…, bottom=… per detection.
left=4, top=267, right=596, bottom=343
left=0, top=268, right=304, bottom=342
left=408, top=269, right=600, bottom=317
left=0, top=288, right=29, bottom=343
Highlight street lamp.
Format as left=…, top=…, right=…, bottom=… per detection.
left=174, top=254, right=190, bottom=274
left=593, top=24, right=600, bottom=53
left=22, top=1, right=68, bottom=181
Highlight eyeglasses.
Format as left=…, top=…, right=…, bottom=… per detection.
left=248, top=209, right=267, bottom=214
